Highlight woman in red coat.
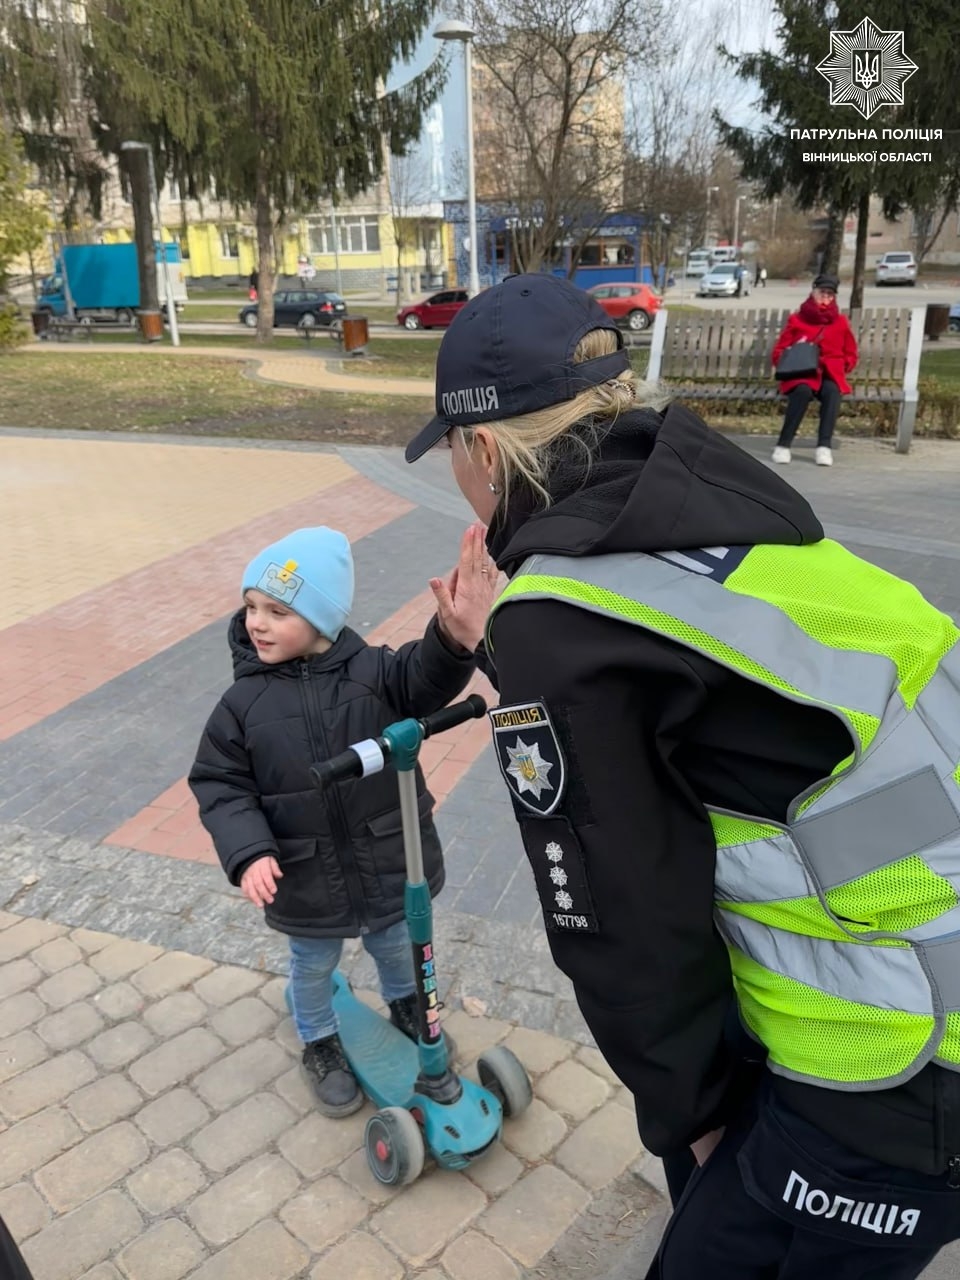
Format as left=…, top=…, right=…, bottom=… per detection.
left=770, top=274, right=858, bottom=467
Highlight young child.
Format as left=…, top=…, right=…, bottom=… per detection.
left=190, top=523, right=495, bottom=1116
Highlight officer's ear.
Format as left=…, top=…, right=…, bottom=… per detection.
left=472, top=426, right=501, bottom=488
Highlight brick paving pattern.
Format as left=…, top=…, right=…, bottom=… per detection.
left=0, top=912, right=645, bottom=1280
left=2, top=424, right=960, bottom=1276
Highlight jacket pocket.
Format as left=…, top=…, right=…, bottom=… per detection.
left=274, top=837, right=317, bottom=866
left=738, top=1090, right=959, bottom=1252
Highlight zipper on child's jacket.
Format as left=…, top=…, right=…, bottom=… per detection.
left=948, top=1156, right=960, bottom=1189
left=300, top=664, right=369, bottom=931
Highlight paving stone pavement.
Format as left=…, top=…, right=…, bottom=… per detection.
left=0, top=911, right=655, bottom=1280
left=4, top=426, right=960, bottom=1276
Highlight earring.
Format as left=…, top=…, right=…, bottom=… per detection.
left=488, top=482, right=501, bottom=495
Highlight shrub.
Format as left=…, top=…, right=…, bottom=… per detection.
left=0, top=302, right=28, bottom=352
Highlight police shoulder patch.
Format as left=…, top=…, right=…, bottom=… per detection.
left=489, top=700, right=566, bottom=816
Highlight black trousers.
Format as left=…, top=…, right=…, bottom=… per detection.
left=646, top=1083, right=960, bottom=1280
left=777, top=377, right=842, bottom=448
left=0, top=1215, right=34, bottom=1280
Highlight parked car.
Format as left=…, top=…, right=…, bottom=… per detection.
left=587, top=282, right=663, bottom=331
left=239, top=289, right=347, bottom=329
left=875, top=252, right=917, bottom=286
left=949, top=303, right=960, bottom=334
left=396, top=290, right=469, bottom=329
left=697, top=263, right=750, bottom=298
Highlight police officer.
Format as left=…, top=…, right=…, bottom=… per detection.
left=405, top=274, right=960, bottom=1278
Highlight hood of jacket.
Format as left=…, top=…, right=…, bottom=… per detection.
left=487, top=402, right=824, bottom=576
left=227, top=608, right=368, bottom=680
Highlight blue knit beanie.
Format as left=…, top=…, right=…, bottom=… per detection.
left=241, top=527, right=354, bottom=640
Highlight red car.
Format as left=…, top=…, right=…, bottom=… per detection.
left=587, top=282, right=662, bottom=331
left=397, top=289, right=469, bottom=330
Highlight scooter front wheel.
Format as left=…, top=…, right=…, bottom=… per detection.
left=365, top=1107, right=425, bottom=1186
left=477, top=1046, right=533, bottom=1118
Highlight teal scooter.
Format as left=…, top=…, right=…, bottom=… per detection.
left=312, top=694, right=532, bottom=1186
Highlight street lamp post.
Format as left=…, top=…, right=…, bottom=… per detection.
left=733, top=195, right=744, bottom=253
left=433, top=19, right=480, bottom=297
left=705, top=185, right=719, bottom=246
left=120, top=140, right=180, bottom=346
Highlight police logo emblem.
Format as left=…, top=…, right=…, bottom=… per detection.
left=489, top=700, right=566, bottom=816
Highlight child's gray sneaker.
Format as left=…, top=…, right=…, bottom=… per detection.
left=302, top=1034, right=364, bottom=1117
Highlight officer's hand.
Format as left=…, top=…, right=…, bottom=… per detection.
left=431, top=522, right=497, bottom=652
left=241, top=856, right=283, bottom=907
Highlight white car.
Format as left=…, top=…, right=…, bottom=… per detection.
left=875, top=252, right=917, bottom=286
left=697, top=263, right=750, bottom=297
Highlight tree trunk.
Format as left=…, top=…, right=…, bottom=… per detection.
left=255, top=160, right=275, bottom=345
left=394, top=221, right=406, bottom=307
left=123, top=148, right=159, bottom=315
left=820, top=205, right=844, bottom=277
left=849, top=188, right=871, bottom=314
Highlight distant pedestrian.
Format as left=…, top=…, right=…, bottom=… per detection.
left=759, top=265, right=767, bottom=288
left=249, top=268, right=258, bottom=302
left=771, top=273, right=858, bottom=467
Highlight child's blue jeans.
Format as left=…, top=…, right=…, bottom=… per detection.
left=288, top=919, right=416, bottom=1045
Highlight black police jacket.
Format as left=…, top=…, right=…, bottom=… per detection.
left=189, top=610, right=475, bottom=938
left=482, top=401, right=960, bottom=1177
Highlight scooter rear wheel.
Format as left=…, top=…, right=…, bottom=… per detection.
left=365, top=1107, right=425, bottom=1186
left=477, top=1046, right=533, bottom=1118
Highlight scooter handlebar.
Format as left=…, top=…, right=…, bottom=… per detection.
left=311, top=739, right=385, bottom=790
left=419, top=694, right=487, bottom=739
left=311, top=696, right=486, bottom=790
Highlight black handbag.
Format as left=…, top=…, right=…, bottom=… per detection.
left=775, top=327, right=825, bottom=381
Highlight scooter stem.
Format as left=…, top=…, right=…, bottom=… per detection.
left=382, top=719, right=425, bottom=884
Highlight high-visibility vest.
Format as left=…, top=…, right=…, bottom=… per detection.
left=487, top=539, right=960, bottom=1089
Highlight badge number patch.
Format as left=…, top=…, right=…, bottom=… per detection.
left=519, top=817, right=599, bottom=934
left=490, top=700, right=566, bottom=816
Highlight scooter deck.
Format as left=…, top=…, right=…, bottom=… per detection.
left=332, top=970, right=420, bottom=1108
left=332, top=971, right=503, bottom=1168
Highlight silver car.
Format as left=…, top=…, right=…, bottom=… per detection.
left=875, top=252, right=917, bottom=286
left=697, top=263, right=750, bottom=297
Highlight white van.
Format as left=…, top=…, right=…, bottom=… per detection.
left=710, top=247, right=739, bottom=264
left=686, top=250, right=712, bottom=277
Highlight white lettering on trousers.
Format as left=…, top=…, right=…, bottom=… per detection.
left=441, top=385, right=500, bottom=417
left=783, top=1171, right=920, bottom=1235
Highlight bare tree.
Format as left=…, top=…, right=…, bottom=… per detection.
left=459, top=0, right=665, bottom=275
left=387, top=149, right=434, bottom=306
left=625, top=0, right=760, bottom=259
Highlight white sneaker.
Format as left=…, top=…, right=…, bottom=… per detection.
left=772, top=446, right=791, bottom=464
left=815, top=447, right=834, bottom=466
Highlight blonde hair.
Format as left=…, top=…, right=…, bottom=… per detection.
left=459, top=328, right=663, bottom=507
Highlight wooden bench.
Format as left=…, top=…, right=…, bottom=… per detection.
left=645, top=305, right=926, bottom=453
left=42, top=316, right=136, bottom=342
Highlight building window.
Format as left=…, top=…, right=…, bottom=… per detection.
left=219, top=228, right=239, bottom=259
left=308, top=215, right=380, bottom=254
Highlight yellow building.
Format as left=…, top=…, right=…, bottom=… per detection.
left=93, top=171, right=449, bottom=298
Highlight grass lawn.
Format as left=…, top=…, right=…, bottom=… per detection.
left=920, top=346, right=960, bottom=387
left=44, top=331, right=441, bottom=376
left=0, top=352, right=432, bottom=445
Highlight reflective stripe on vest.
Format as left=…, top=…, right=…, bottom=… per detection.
left=488, top=544, right=960, bottom=1088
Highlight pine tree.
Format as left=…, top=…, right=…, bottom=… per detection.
left=714, top=0, right=876, bottom=308
left=85, top=0, right=445, bottom=342
left=716, top=0, right=960, bottom=310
